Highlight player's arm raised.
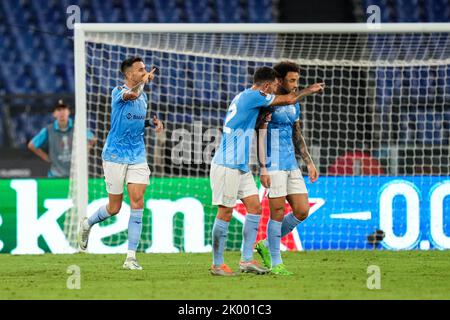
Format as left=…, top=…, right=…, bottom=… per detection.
left=123, top=67, right=157, bottom=101
left=270, top=82, right=325, bottom=107
left=293, top=120, right=318, bottom=183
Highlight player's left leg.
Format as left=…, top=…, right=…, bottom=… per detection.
left=78, top=161, right=126, bottom=251
left=123, top=163, right=150, bottom=270
left=281, top=169, right=309, bottom=238
left=284, top=193, right=309, bottom=237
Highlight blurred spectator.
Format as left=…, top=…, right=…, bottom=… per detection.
left=328, top=150, right=385, bottom=175
left=27, top=100, right=96, bottom=177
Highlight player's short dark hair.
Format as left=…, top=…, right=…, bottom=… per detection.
left=53, top=99, right=69, bottom=111
left=253, top=66, right=279, bottom=85
left=273, top=61, right=301, bottom=79
left=120, top=56, right=144, bottom=74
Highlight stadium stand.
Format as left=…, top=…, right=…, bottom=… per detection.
left=0, top=0, right=276, bottom=149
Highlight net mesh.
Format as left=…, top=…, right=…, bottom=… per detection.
left=66, top=30, right=450, bottom=252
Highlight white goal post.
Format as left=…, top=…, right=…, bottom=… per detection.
left=69, top=23, right=450, bottom=252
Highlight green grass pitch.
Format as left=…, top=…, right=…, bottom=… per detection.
left=1, top=250, right=449, bottom=300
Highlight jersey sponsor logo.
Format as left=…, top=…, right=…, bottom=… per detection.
left=126, top=113, right=145, bottom=120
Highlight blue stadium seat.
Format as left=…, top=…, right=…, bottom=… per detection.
left=424, top=0, right=450, bottom=22
left=153, top=0, right=181, bottom=23
left=248, top=0, right=273, bottom=22
left=0, top=0, right=279, bottom=97
left=185, top=0, right=211, bottom=23
left=216, top=0, right=242, bottom=22
left=395, top=0, right=421, bottom=22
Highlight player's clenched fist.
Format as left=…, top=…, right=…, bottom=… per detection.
left=152, top=116, right=164, bottom=133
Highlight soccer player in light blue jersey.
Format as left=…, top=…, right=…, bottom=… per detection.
left=209, top=66, right=324, bottom=276
left=78, top=57, right=163, bottom=270
left=256, top=61, right=322, bottom=275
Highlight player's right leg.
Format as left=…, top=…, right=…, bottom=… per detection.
left=122, top=162, right=150, bottom=270
left=78, top=161, right=125, bottom=251
left=276, top=169, right=310, bottom=240
left=209, top=163, right=239, bottom=276
left=239, top=193, right=269, bottom=275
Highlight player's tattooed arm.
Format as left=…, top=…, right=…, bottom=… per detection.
left=293, top=121, right=312, bottom=165
left=293, top=121, right=319, bottom=183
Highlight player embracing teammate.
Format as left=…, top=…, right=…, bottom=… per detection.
left=255, top=61, right=321, bottom=275
left=209, top=65, right=324, bottom=276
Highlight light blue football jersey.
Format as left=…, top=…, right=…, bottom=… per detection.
left=102, top=85, right=148, bottom=164
left=212, top=88, right=275, bottom=172
left=266, top=102, right=301, bottom=171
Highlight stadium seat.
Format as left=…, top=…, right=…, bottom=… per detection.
left=393, top=0, right=421, bottom=22
left=184, top=0, right=212, bottom=23
left=216, top=0, right=242, bottom=22
left=424, top=0, right=450, bottom=22
left=248, top=0, right=273, bottom=22
left=153, top=0, right=181, bottom=23
left=0, top=0, right=278, bottom=98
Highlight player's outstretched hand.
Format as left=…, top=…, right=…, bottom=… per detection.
left=307, top=163, right=319, bottom=183
left=307, top=83, right=325, bottom=94
left=152, top=115, right=164, bottom=133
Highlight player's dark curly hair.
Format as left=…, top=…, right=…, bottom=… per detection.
left=120, top=56, right=144, bottom=74
left=253, top=66, right=279, bottom=85
left=273, top=61, right=301, bottom=79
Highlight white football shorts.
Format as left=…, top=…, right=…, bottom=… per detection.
left=103, top=161, right=151, bottom=195
left=210, top=163, right=259, bottom=208
left=267, top=168, right=307, bottom=198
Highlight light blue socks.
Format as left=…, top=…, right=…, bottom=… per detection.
left=241, top=213, right=261, bottom=262
left=212, top=218, right=229, bottom=266
left=267, top=219, right=282, bottom=267
left=128, top=209, right=144, bottom=251
left=281, top=212, right=302, bottom=237
left=88, top=205, right=111, bottom=226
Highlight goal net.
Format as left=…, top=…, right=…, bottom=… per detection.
left=67, top=24, right=450, bottom=253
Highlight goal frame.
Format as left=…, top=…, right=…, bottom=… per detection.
left=73, top=22, right=450, bottom=219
